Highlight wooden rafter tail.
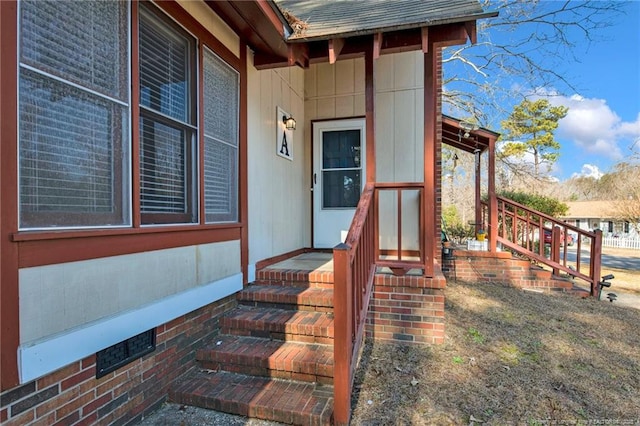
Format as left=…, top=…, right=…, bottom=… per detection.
left=287, top=43, right=309, bottom=68
left=328, top=38, right=345, bottom=64
left=373, top=32, right=382, bottom=59
left=421, top=27, right=429, bottom=53
left=464, top=20, right=477, bottom=44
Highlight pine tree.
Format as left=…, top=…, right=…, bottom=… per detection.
left=500, top=99, right=568, bottom=178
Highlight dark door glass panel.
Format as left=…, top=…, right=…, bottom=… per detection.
left=323, top=170, right=361, bottom=208
left=322, top=130, right=361, bottom=169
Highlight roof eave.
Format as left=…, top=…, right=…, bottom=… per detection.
left=285, top=11, right=499, bottom=43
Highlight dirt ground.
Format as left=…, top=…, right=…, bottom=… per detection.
left=349, top=280, right=640, bottom=425
left=135, top=403, right=281, bottom=425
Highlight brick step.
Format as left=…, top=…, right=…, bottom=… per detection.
left=517, top=274, right=576, bottom=291
left=170, top=370, right=334, bottom=425
left=567, top=285, right=591, bottom=298
left=197, top=335, right=334, bottom=384
left=255, top=269, right=334, bottom=289
left=220, top=305, right=334, bottom=344
left=238, top=285, right=333, bottom=312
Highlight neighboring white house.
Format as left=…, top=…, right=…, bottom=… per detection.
left=562, top=201, right=640, bottom=238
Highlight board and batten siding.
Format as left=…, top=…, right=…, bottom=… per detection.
left=305, top=51, right=426, bottom=251
left=247, top=50, right=308, bottom=270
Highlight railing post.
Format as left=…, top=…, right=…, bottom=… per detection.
left=590, top=230, right=603, bottom=297
left=333, top=243, right=353, bottom=426
left=551, top=226, right=560, bottom=275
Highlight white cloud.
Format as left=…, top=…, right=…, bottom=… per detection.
left=542, top=94, right=640, bottom=160
left=571, top=164, right=603, bottom=180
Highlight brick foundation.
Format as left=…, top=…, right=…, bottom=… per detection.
left=366, top=272, right=446, bottom=345
left=0, top=296, right=236, bottom=426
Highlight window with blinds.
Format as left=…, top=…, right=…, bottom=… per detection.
left=17, top=1, right=241, bottom=230
left=203, top=48, right=239, bottom=223
left=18, top=0, right=130, bottom=229
left=139, top=5, right=197, bottom=224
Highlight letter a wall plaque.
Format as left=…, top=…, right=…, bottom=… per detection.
left=276, top=106, right=293, bottom=161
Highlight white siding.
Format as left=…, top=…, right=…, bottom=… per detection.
left=305, top=51, right=425, bottom=251
left=176, top=0, right=240, bottom=57
left=247, top=49, right=308, bottom=264
left=19, top=240, right=241, bottom=345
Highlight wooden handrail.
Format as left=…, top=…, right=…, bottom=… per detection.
left=483, top=197, right=603, bottom=296
left=333, top=182, right=428, bottom=424
left=333, top=183, right=376, bottom=426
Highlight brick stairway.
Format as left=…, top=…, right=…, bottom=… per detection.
left=169, top=267, right=336, bottom=425
left=442, top=249, right=590, bottom=297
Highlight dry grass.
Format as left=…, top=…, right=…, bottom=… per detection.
left=350, top=280, right=640, bottom=425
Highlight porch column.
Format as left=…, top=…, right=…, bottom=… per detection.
left=423, top=47, right=437, bottom=277
left=475, top=149, right=482, bottom=236
left=365, top=44, right=375, bottom=182
left=488, top=136, right=498, bottom=252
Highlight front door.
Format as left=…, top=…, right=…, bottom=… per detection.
left=313, top=119, right=366, bottom=248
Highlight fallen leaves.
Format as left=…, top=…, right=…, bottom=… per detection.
left=350, top=279, right=640, bottom=425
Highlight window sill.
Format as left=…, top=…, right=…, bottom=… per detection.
left=12, top=222, right=242, bottom=242
left=12, top=223, right=244, bottom=268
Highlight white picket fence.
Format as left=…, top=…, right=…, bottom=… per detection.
left=601, top=237, right=640, bottom=250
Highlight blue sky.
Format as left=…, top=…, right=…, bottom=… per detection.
left=445, top=1, right=640, bottom=181
left=551, top=1, right=640, bottom=180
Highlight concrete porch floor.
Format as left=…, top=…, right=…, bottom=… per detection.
left=261, top=251, right=428, bottom=279
left=262, top=252, right=334, bottom=273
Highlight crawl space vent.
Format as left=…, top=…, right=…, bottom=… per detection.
left=96, top=328, right=156, bottom=378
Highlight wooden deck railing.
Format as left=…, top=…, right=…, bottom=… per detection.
left=333, top=182, right=427, bottom=425
left=374, top=183, right=426, bottom=272
left=333, top=183, right=376, bottom=426
left=482, top=196, right=603, bottom=295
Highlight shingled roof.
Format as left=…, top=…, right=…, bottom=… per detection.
left=562, top=201, right=618, bottom=220
left=274, top=0, right=494, bottom=41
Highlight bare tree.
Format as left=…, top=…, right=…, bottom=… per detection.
left=441, top=146, right=477, bottom=226
left=603, top=163, right=640, bottom=232
left=442, top=0, right=626, bottom=127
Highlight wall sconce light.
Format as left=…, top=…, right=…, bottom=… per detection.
left=283, top=115, right=296, bottom=131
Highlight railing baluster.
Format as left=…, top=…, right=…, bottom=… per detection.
left=492, top=196, right=602, bottom=294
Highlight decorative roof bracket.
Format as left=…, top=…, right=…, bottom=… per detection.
left=328, top=38, right=345, bottom=64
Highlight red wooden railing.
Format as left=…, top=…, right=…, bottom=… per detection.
left=333, top=183, right=376, bottom=426
left=333, top=182, right=427, bottom=425
left=482, top=196, right=603, bottom=295
left=374, top=183, right=426, bottom=272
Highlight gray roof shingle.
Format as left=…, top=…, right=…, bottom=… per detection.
left=274, top=0, right=490, bottom=41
